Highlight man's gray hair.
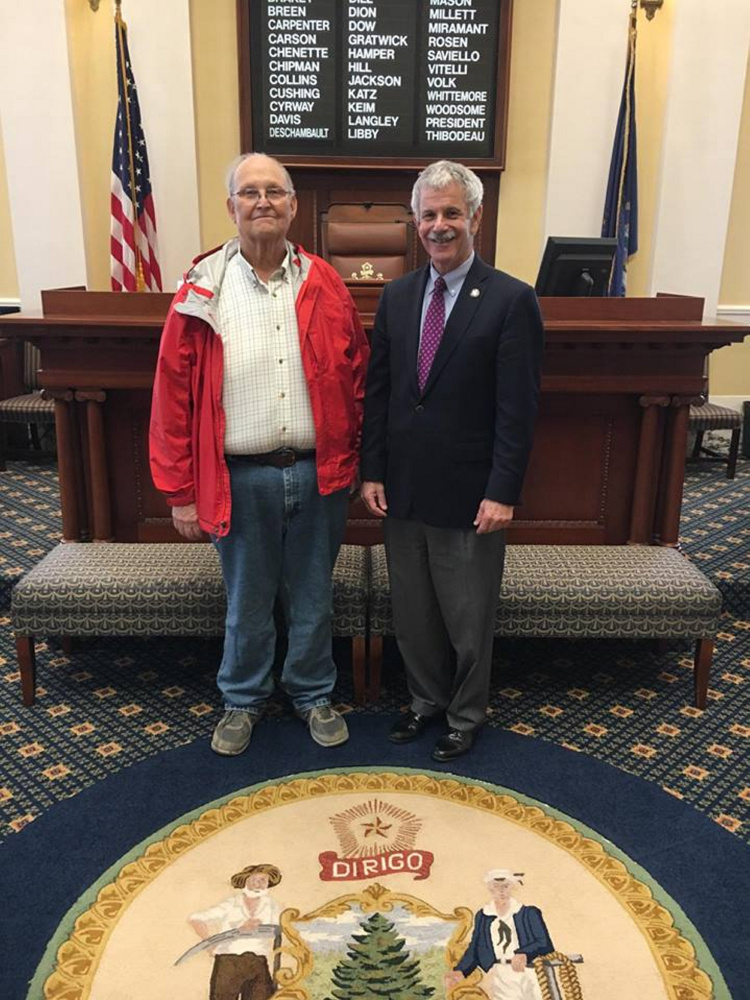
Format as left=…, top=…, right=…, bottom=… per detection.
left=411, top=160, right=484, bottom=218
left=225, top=153, right=295, bottom=197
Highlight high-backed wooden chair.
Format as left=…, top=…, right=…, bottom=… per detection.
left=321, top=203, right=415, bottom=282
left=689, top=401, right=742, bottom=479
left=0, top=336, right=55, bottom=471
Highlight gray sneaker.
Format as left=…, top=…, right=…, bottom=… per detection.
left=298, top=704, right=349, bottom=747
left=211, top=709, right=259, bottom=756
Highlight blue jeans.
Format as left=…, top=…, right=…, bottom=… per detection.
left=214, top=456, right=349, bottom=713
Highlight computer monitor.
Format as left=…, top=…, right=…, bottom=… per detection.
left=535, top=237, right=618, bottom=296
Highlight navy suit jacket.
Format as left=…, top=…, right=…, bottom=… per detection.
left=360, top=255, right=544, bottom=529
left=455, top=905, right=554, bottom=975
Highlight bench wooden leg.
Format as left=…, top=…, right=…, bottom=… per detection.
left=691, top=430, right=704, bottom=458
left=352, top=637, right=366, bottom=705
left=368, top=635, right=383, bottom=703
left=49, top=636, right=73, bottom=653
left=694, top=638, right=713, bottom=709
left=727, top=428, right=740, bottom=479
left=16, top=635, right=36, bottom=706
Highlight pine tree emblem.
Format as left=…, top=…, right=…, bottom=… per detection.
left=326, top=911, right=435, bottom=999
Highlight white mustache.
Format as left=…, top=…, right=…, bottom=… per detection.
left=429, top=232, right=456, bottom=244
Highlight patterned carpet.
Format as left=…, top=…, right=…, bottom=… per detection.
left=0, top=458, right=748, bottom=844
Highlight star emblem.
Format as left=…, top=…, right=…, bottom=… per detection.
left=362, top=816, right=392, bottom=838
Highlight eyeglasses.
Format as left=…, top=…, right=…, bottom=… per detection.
left=231, top=186, right=292, bottom=203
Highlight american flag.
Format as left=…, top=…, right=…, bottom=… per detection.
left=110, top=11, right=162, bottom=292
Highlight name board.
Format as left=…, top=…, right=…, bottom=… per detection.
left=240, top=0, right=511, bottom=167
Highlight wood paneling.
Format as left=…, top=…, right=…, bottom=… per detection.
left=0, top=291, right=746, bottom=547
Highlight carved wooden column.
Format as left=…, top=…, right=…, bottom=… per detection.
left=659, top=395, right=702, bottom=547
left=43, top=389, right=78, bottom=541
left=75, top=390, right=112, bottom=542
left=628, top=395, right=670, bottom=545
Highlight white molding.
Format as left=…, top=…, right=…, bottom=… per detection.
left=0, top=298, right=21, bottom=310
left=708, top=396, right=745, bottom=412
left=716, top=306, right=750, bottom=319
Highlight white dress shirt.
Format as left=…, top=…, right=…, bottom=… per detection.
left=217, top=243, right=316, bottom=455
left=418, top=250, right=476, bottom=344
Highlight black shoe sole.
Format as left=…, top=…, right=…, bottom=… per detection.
left=388, top=729, right=427, bottom=744
left=431, top=746, right=473, bottom=762
left=431, top=732, right=476, bottom=762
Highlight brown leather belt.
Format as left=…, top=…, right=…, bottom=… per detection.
left=229, top=449, right=316, bottom=468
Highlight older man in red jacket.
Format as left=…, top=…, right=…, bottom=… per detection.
left=150, top=153, right=369, bottom=756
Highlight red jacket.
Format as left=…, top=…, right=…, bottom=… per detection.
left=149, top=241, right=370, bottom=537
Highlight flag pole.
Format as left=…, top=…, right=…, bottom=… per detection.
left=614, top=2, right=638, bottom=248
left=115, top=0, right=145, bottom=291
left=603, top=0, right=639, bottom=295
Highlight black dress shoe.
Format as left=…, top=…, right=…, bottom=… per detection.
left=389, top=711, right=432, bottom=744
left=431, top=728, right=476, bottom=762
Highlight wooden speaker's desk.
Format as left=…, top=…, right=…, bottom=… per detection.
left=0, top=288, right=745, bottom=546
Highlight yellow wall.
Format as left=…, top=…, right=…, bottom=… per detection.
left=713, top=49, right=750, bottom=396
left=190, top=0, right=240, bottom=252
left=494, top=0, right=557, bottom=282
left=65, top=0, right=117, bottom=291
left=0, top=121, right=19, bottom=301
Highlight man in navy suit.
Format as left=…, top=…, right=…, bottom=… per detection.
left=360, top=160, right=544, bottom=761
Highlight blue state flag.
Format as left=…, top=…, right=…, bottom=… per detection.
left=602, top=17, right=639, bottom=296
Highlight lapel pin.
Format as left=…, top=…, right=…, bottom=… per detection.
left=470, top=287, right=481, bottom=298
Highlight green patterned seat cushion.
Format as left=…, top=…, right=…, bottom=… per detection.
left=12, top=542, right=367, bottom=638
left=370, top=544, right=721, bottom=640
left=688, top=402, right=742, bottom=432
left=0, top=392, right=56, bottom=424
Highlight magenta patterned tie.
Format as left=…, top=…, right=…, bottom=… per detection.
left=417, top=275, right=446, bottom=392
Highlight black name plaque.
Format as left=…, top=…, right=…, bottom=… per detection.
left=241, top=0, right=511, bottom=167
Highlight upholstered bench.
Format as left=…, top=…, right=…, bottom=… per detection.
left=12, top=542, right=369, bottom=706
left=368, top=544, right=722, bottom=708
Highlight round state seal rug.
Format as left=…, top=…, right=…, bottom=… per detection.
left=3, top=719, right=747, bottom=1000
left=32, top=770, right=727, bottom=1000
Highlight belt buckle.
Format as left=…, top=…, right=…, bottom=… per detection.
left=277, top=448, right=296, bottom=467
